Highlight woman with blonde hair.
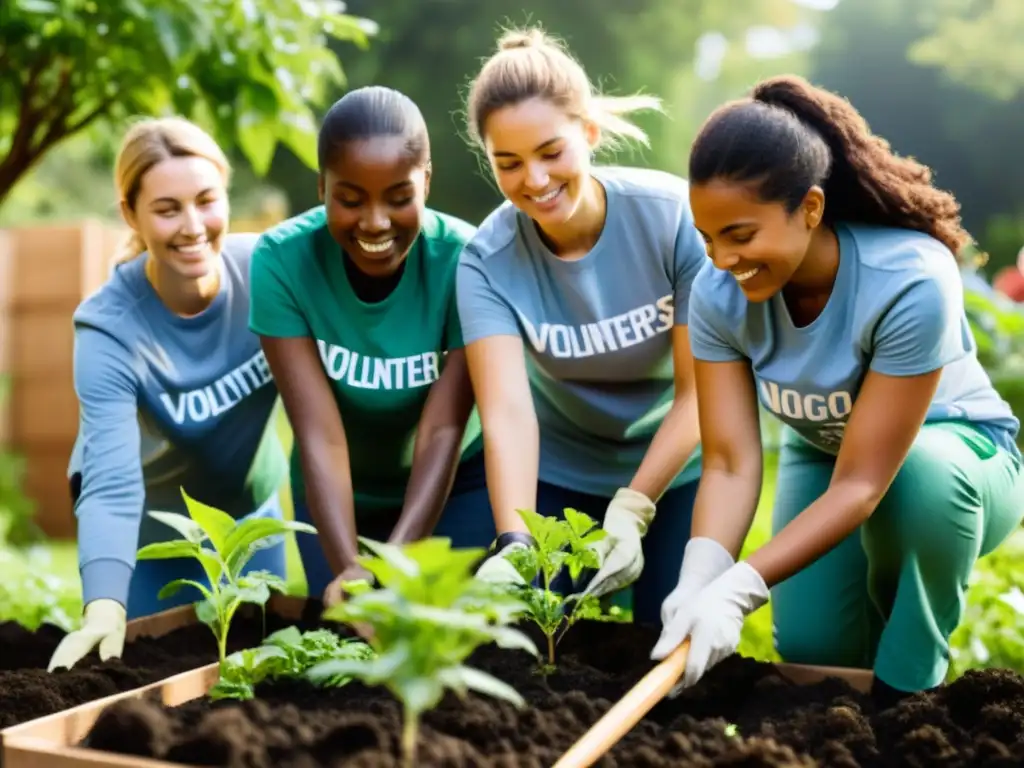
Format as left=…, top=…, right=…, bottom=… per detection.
left=460, top=27, right=707, bottom=629
left=49, top=117, right=291, bottom=672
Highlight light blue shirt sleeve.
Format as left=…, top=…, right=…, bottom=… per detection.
left=456, top=243, right=520, bottom=345
left=870, top=271, right=969, bottom=377
left=687, top=270, right=746, bottom=363
left=73, top=326, right=145, bottom=608
left=672, top=214, right=707, bottom=326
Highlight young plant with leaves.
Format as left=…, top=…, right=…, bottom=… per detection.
left=502, top=507, right=611, bottom=668
left=210, top=625, right=374, bottom=701
left=307, top=537, right=537, bottom=768
left=136, top=488, right=316, bottom=664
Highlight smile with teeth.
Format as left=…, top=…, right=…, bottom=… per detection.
left=172, top=242, right=208, bottom=254
left=732, top=267, right=760, bottom=283
left=358, top=238, right=395, bottom=254
left=527, top=185, right=564, bottom=204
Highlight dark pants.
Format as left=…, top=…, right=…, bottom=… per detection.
left=295, top=450, right=495, bottom=597
left=536, top=479, right=698, bottom=629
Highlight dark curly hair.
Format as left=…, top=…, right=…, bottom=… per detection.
left=688, top=75, right=970, bottom=258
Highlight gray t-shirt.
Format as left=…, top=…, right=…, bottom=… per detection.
left=69, top=234, right=287, bottom=606
left=457, top=166, right=706, bottom=497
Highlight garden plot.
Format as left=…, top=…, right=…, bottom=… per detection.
left=4, top=523, right=1023, bottom=768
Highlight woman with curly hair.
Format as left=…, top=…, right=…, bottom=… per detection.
left=651, top=75, right=1023, bottom=709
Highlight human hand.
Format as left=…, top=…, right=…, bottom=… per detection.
left=660, top=537, right=737, bottom=628
left=581, top=488, right=655, bottom=600
left=650, top=561, right=769, bottom=693
left=323, top=564, right=375, bottom=608
left=474, top=532, right=536, bottom=586
left=47, top=598, right=127, bottom=672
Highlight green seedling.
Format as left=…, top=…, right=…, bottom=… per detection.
left=502, top=507, right=609, bottom=668
left=136, top=488, right=316, bottom=665
left=308, top=537, right=537, bottom=768
left=210, top=625, right=374, bottom=701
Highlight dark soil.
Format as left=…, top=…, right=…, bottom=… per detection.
left=0, top=601, right=325, bottom=729
left=83, top=620, right=1024, bottom=767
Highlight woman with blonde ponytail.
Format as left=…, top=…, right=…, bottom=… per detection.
left=459, top=26, right=706, bottom=631
left=49, top=117, right=291, bottom=672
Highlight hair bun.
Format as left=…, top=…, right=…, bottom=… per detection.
left=497, top=27, right=547, bottom=52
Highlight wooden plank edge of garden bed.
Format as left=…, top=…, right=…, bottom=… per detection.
left=0, top=594, right=313, bottom=768
left=1, top=659, right=875, bottom=768
left=1, top=662, right=220, bottom=768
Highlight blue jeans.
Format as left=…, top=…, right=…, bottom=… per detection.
left=536, top=479, right=698, bottom=629
left=295, top=450, right=495, bottom=598
left=126, top=493, right=289, bottom=620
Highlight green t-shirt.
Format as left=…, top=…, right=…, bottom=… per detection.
left=249, top=206, right=482, bottom=510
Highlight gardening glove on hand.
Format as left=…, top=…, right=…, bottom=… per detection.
left=660, top=537, right=737, bottom=628
left=474, top=532, right=535, bottom=586
left=650, top=561, right=769, bottom=694
left=47, top=598, right=127, bottom=672
left=582, top=488, right=655, bottom=600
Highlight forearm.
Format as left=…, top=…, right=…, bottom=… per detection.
left=690, top=465, right=763, bottom=559
left=483, top=412, right=539, bottom=534
left=745, top=480, right=876, bottom=587
left=389, top=425, right=465, bottom=544
left=296, top=438, right=360, bottom=573
left=628, top=392, right=700, bottom=502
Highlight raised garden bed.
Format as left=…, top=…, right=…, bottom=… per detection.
left=0, top=595, right=319, bottom=730
left=6, top=604, right=1023, bottom=768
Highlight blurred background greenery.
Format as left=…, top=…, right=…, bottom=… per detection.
left=0, top=0, right=1021, bottom=681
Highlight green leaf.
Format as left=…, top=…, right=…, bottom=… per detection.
left=181, top=489, right=236, bottom=554
left=223, top=518, right=315, bottom=578
left=196, top=598, right=219, bottom=627
left=157, top=578, right=212, bottom=603
left=235, top=86, right=280, bottom=176
left=564, top=508, right=600, bottom=539
left=136, top=539, right=199, bottom=561
left=438, top=665, right=526, bottom=708
left=147, top=510, right=207, bottom=545
left=399, top=676, right=445, bottom=716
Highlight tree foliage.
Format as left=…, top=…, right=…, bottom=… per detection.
left=909, top=0, right=1024, bottom=101
left=0, top=0, right=375, bottom=207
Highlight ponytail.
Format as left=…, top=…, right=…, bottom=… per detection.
left=689, top=75, right=970, bottom=257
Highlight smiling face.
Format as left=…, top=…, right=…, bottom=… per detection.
left=124, top=155, right=229, bottom=280
left=319, top=135, right=429, bottom=278
left=689, top=179, right=825, bottom=302
left=482, top=97, right=598, bottom=229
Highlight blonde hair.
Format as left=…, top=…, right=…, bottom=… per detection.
left=466, top=26, right=663, bottom=153
left=114, top=117, right=231, bottom=263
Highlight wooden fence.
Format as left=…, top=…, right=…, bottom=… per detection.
left=0, top=218, right=278, bottom=538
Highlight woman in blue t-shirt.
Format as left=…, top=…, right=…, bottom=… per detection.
left=651, top=75, right=1023, bottom=709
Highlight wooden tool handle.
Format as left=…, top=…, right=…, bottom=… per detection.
left=552, top=639, right=691, bottom=768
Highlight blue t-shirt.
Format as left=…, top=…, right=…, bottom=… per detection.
left=689, top=223, right=1021, bottom=458
left=457, top=166, right=706, bottom=497
left=69, top=234, right=287, bottom=606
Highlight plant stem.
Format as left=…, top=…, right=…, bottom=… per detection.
left=401, top=709, right=418, bottom=768
left=547, top=633, right=555, bottom=666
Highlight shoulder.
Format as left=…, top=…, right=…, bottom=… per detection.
left=690, top=260, right=744, bottom=319
left=845, top=224, right=962, bottom=305
left=217, top=232, right=261, bottom=273
left=255, top=206, right=327, bottom=258
left=460, top=201, right=520, bottom=265
left=73, top=257, right=146, bottom=337
left=599, top=165, right=691, bottom=205
left=418, top=208, right=478, bottom=260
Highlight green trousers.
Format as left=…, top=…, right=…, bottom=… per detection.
left=770, top=421, right=1023, bottom=692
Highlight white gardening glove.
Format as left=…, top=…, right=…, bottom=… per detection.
left=47, top=598, right=127, bottom=672
left=582, top=488, right=655, bottom=600
left=474, top=532, right=535, bottom=586
left=660, top=537, right=737, bottom=628
left=650, top=561, right=769, bottom=693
